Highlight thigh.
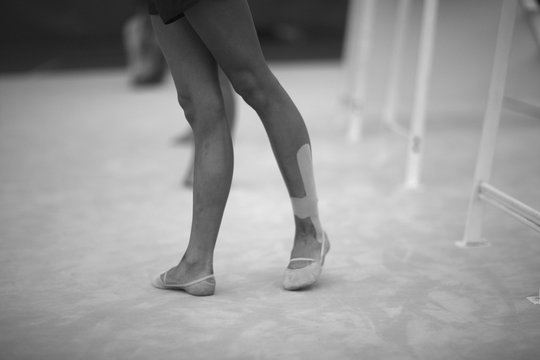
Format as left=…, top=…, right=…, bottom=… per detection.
left=183, top=0, right=269, bottom=78
left=150, top=15, right=222, bottom=104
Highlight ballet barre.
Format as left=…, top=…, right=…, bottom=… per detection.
left=454, top=0, right=540, bottom=305
left=342, top=0, right=376, bottom=143
left=342, top=0, right=439, bottom=189
left=478, top=183, right=540, bottom=232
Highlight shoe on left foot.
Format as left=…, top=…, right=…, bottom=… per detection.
left=282, top=232, right=330, bottom=291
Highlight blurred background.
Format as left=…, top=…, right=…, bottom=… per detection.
left=1, top=0, right=538, bottom=114
left=0, top=0, right=349, bottom=71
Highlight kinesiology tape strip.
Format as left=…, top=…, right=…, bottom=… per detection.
left=291, top=144, right=323, bottom=241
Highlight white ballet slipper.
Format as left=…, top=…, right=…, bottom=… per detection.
left=152, top=271, right=215, bottom=296
left=282, top=233, right=330, bottom=291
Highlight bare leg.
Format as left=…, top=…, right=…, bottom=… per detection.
left=184, top=0, right=328, bottom=286
left=151, top=15, right=233, bottom=289
left=183, top=68, right=236, bottom=187
left=175, top=68, right=236, bottom=144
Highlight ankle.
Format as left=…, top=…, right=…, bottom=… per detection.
left=294, top=216, right=322, bottom=241
left=180, top=253, right=213, bottom=274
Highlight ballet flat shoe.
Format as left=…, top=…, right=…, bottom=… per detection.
left=282, top=233, right=330, bottom=291
left=152, top=272, right=215, bottom=296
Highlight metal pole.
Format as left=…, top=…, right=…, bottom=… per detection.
left=383, top=0, right=412, bottom=136
left=479, top=182, right=540, bottom=232
left=343, top=0, right=377, bottom=142
left=457, top=0, right=518, bottom=247
left=404, top=0, right=439, bottom=189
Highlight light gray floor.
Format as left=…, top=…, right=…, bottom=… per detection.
left=1, top=61, right=539, bottom=359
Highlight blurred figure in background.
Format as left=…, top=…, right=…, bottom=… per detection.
left=123, top=0, right=237, bottom=187
left=148, top=0, right=330, bottom=296
left=123, top=0, right=167, bottom=85
left=521, top=0, right=540, bottom=49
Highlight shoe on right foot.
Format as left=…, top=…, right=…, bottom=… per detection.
left=152, top=271, right=215, bottom=296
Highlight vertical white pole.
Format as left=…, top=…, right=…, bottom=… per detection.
left=404, top=0, right=439, bottom=189
left=457, top=0, right=518, bottom=247
left=343, top=0, right=362, bottom=85
left=343, top=0, right=363, bottom=141
left=383, top=0, right=412, bottom=134
left=343, top=0, right=377, bottom=143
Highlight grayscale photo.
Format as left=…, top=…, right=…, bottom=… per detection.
left=1, top=0, right=539, bottom=359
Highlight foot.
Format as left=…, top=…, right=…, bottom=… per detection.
left=183, top=170, right=194, bottom=188
left=173, top=131, right=194, bottom=145
left=152, top=260, right=215, bottom=296
left=283, top=232, right=330, bottom=291
left=287, top=232, right=324, bottom=269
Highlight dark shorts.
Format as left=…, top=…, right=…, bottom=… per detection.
left=148, top=0, right=202, bottom=24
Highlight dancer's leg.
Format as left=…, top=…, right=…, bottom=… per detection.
left=184, top=0, right=327, bottom=273
left=183, top=68, right=236, bottom=187
left=151, top=15, right=233, bottom=285
left=220, top=67, right=237, bottom=133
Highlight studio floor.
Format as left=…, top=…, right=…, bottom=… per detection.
left=1, top=58, right=540, bottom=360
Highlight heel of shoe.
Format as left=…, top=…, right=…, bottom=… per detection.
left=321, top=233, right=330, bottom=266
left=184, top=277, right=216, bottom=296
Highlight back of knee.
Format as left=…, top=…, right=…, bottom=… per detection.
left=230, top=69, right=274, bottom=111
left=177, top=91, right=225, bottom=133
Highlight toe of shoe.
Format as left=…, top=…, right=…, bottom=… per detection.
left=282, top=263, right=321, bottom=290
left=151, top=274, right=166, bottom=289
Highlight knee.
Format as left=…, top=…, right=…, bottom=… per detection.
left=229, top=68, right=276, bottom=112
left=177, top=92, right=198, bottom=125
left=177, top=90, right=226, bottom=134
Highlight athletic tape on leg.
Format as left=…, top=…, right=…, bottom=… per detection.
left=291, top=144, right=324, bottom=241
